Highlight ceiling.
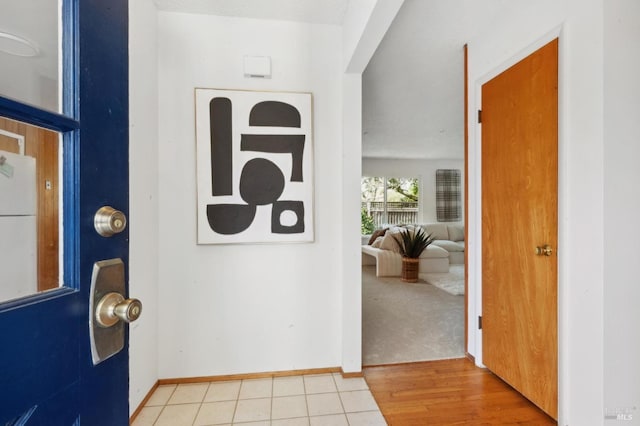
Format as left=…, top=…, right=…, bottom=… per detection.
left=154, top=0, right=350, bottom=25
left=0, top=0, right=59, bottom=111
left=363, top=0, right=511, bottom=160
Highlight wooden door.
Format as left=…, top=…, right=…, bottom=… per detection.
left=0, top=0, right=131, bottom=423
left=481, top=39, right=558, bottom=418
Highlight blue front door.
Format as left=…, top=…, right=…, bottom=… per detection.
left=0, top=0, right=130, bottom=424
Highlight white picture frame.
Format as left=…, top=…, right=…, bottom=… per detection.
left=195, top=88, right=314, bottom=244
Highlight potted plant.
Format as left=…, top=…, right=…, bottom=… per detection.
left=393, top=227, right=434, bottom=282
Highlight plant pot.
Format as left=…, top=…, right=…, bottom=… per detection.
left=401, top=257, right=420, bottom=283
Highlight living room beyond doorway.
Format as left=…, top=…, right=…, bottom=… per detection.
left=361, top=264, right=464, bottom=366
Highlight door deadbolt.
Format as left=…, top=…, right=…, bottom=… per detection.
left=95, top=292, right=142, bottom=328
left=94, top=206, right=127, bottom=237
left=535, top=244, right=553, bottom=256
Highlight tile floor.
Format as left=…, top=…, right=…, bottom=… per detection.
left=132, top=373, right=387, bottom=426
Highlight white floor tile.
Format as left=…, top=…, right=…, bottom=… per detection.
left=233, top=397, right=271, bottom=422
left=154, top=403, right=200, bottom=426
left=193, top=400, right=236, bottom=425
left=309, top=414, right=349, bottom=426
left=131, top=406, right=163, bottom=426
left=137, top=373, right=386, bottom=426
left=346, top=410, right=388, bottom=426
left=304, top=374, right=337, bottom=394
left=167, top=383, right=209, bottom=404
left=204, top=380, right=241, bottom=402
left=339, top=390, right=379, bottom=412
left=272, top=395, right=308, bottom=419
left=145, top=385, right=176, bottom=406
left=273, top=376, right=305, bottom=397
left=306, top=393, right=344, bottom=416
left=331, top=374, right=369, bottom=392
left=239, top=378, right=273, bottom=399
left=272, top=417, right=311, bottom=426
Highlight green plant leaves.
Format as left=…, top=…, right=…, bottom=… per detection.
left=393, top=227, right=434, bottom=258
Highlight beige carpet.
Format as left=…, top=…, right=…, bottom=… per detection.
left=362, top=265, right=464, bottom=366
left=420, top=264, right=465, bottom=295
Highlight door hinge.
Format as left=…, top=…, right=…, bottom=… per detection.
left=477, top=110, right=482, bottom=123
left=478, top=316, right=483, bottom=329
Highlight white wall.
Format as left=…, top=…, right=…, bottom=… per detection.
left=128, top=0, right=160, bottom=414
left=466, top=0, right=605, bottom=424
left=341, top=73, right=363, bottom=373
left=603, top=1, right=640, bottom=423
left=342, top=0, right=377, bottom=70
left=339, top=1, right=403, bottom=373
left=363, top=157, right=464, bottom=224
left=157, top=12, right=344, bottom=377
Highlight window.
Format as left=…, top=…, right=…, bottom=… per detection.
left=361, top=176, right=419, bottom=234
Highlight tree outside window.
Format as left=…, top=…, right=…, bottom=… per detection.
left=361, top=176, right=419, bottom=234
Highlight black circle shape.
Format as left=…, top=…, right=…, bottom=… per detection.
left=240, top=158, right=285, bottom=205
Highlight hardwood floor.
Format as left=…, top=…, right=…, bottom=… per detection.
left=364, top=358, right=557, bottom=425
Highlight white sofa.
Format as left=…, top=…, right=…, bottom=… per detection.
left=362, top=223, right=464, bottom=277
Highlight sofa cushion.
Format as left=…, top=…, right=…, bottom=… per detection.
left=371, top=236, right=383, bottom=248
left=419, top=223, right=449, bottom=240
left=367, top=228, right=388, bottom=245
left=447, top=225, right=465, bottom=242
left=379, top=232, right=402, bottom=253
left=419, top=245, right=449, bottom=259
left=432, top=240, right=465, bottom=252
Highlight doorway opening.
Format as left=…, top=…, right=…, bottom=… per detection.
left=358, top=1, right=470, bottom=367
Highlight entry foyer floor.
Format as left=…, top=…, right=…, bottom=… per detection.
left=132, top=358, right=556, bottom=425
left=132, top=373, right=386, bottom=425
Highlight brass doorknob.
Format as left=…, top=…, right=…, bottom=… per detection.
left=535, top=244, right=553, bottom=256
left=95, top=292, right=142, bottom=327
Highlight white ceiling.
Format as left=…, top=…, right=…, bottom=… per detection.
left=154, top=0, right=350, bottom=25
left=0, top=0, right=60, bottom=111
left=363, top=0, right=511, bottom=160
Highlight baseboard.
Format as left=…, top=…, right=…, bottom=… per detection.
left=363, top=357, right=469, bottom=369
left=129, top=380, right=159, bottom=425
left=157, top=366, right=343, bottom=385
left=340, top=368, right=364, bottom=378
left=465, top=352, right=476, bottom=363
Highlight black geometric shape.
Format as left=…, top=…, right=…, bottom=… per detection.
left=272, top=201, right=305, bottom=234
left=210, top=97, right=233, bottom=196
left=249, top=101, right=301, bottom=127
left=207, top=203, right=257, bottom=235
left=241, top=134, right=305, bottom=182
left=239, top=158, right=285, bottom=206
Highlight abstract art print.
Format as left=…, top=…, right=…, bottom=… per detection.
left=195, top=88, right=314, bottom=244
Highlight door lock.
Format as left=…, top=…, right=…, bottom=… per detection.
left=94, top=206, right=127, bottom=237
left=95, top=292, right=142, bottom=327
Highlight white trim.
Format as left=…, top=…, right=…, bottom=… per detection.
left=556, top=25, right=569, bottom=426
